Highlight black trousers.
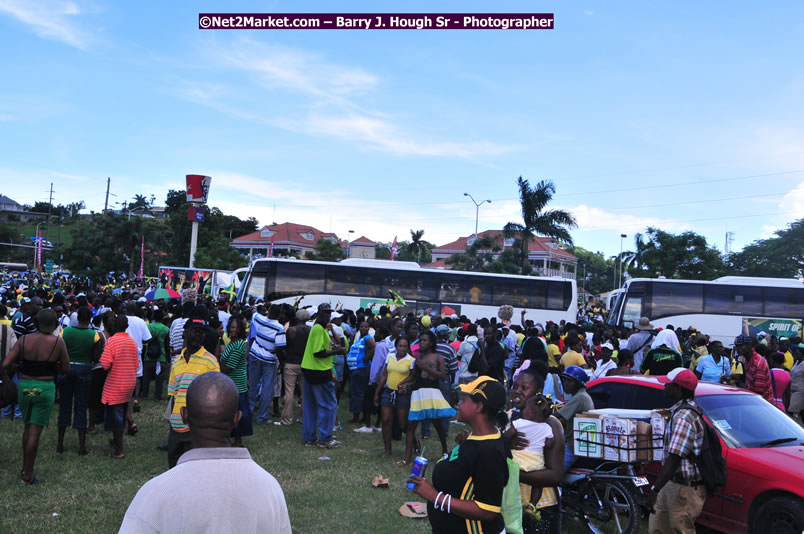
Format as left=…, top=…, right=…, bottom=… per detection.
left=167, top=428, right=192, bottom=469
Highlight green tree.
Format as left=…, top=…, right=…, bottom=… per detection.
left=503, top=177, right=577, bottom=273
left=194, top=236, right=249, bottom=270
left=446, top=236, right=501, bottom=272
left=637, top=228, right=727, bottom=279
left=569, top=246, right=616, bottom=295
left=619, top=232, right=651, bottom=277
left=307, top=238, right=346, bottom=262
left=406, top=229, right=434, bottom=264
left=728, top=219, right=804, bottom=278
left=375, top=245, right=391, bottom=259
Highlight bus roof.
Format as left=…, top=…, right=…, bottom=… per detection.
left=624, top=276, right=803, bottom=288
left=250, top=257, right=574, bottom=283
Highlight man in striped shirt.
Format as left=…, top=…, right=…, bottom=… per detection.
left=737, top=334, right=773, bottom=402
left=166, top=317, right=220, bottom=468
left=100, top=315, right=140, bottom=459
left=248, top=304, right=286, bottom=425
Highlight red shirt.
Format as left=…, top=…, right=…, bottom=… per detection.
left=746, top=352, right=773, bottom=402
left=100, top=332, right=139, bottom=405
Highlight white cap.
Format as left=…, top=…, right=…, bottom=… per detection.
left=757, top=331, right=767, bottom=338
left=450, top=314, right=458, bottom=320
left=331, top=311, right=343, bottom=319
left=601, top=342, right=614, bottom=351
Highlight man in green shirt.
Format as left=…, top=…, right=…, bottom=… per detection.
left=301, top=303, right=346, bottom=449
left=144, top=309, right=171, bottom=401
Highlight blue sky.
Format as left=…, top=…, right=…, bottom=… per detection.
left=1, top=1, right=803, bottom=259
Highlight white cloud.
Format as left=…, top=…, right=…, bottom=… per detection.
left=179, top=39, right=514, bottom=159
left=279, top=114, right=514, bottom=158
left=208, top=38, right=378, bottom=102
left=0, top=113, right=13, bottom=120
left=0, top=0, right=90, bottom=49
left=567, top=204, right=687, bottom=232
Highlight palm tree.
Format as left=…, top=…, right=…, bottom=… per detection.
left=130, top=194, right=150, bottom=209
left=503, top=177, right=577, bottom=273
left=619, top=232, right=650, bottom=274
left=407, top=229, right=426, bottom=264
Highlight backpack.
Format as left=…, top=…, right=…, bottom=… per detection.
left=466, top=342, right=487, bottom=374
left=678, top=403, right=728, bottom=494
left=147, top=336, right=163, bottom=360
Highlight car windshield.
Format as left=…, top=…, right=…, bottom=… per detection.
left=697, top=394, right=804, bottom=449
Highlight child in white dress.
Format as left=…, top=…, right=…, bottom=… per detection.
left=511, top=393, right=555, bottom=518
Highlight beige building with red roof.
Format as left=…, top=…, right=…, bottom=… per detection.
left=347, top=235, right=376, bottom=259
left=429, top=230, right=577, bottom=279
left=230, top=222, right=339, bottom=258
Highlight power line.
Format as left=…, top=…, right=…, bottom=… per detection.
left=606, top=191, right=788, bottom=211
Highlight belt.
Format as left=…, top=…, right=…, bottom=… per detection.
left=672, top=476, right=704, bottom=487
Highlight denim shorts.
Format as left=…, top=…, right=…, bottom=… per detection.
left=104, top=402, right=128, bottom=433
left=380, top=387, right=411, bottom=410
left=333, top=354, right=345, bottom=382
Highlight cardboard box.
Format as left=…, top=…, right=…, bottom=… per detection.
left=651, top=409, right=670, bottom=462
left=602, top=416, right=639, bottom=462
left=589, top=409, right=652, bottom=422
left=573, top=413, right=603, bottom=458
left=636, top=421, right=653, bottom=462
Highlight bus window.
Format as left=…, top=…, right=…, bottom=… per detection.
left=704, top=285, right=762, bottom=315
left=385, top=272, right=436, bottom=301
left=244, top=275, right=266, bottom=302
left=492, top=279, right=537, bottom=307
left=326, top=266, right=385, bottom=298
left=650, top=282, right=703, bottom=318
left=269, top=263, right=326, bottom=299
left=546, top=283, right=567, bottom=311
left=623, top=296, right=642, bottom=327
left=764, top=287, right=804, bottom=317
left=439, top=277, right=492, bottom=305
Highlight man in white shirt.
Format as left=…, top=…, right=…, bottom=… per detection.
left=126, top=301, right=152, bottom=411
left=591, top=342, right=618, bottom=380
left=119, top=372, right=292, bottom=534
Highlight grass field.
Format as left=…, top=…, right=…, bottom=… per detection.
left=0, top=398, right=447, bottom=534
left=0, top=397, right=649, bottom=534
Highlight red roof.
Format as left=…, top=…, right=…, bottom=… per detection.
left=432, top=230, right=576, bottom=260
left=350, top=236, right=375, bottom=245
left=232, top=222, right=337, bottom=247
left=424, top=258, right=450, bottom=269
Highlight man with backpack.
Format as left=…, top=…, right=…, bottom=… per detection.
left=649, top=368, right=711, bottom=534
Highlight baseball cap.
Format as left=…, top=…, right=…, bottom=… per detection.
left=331, top=311, right=343, bottom=319
left=450, top=314, right=458, bottom=320
left=317, top=303, right=333, bottom=312
left=601, top=342, right=614, bottom=351
left=458, top=377, right=507, bottom=412
left=757, top=331, right=767, bottom=338
left=137, top=297, right=147, bottom=303
left=435, top=324, right=450, bottom=335
left=184, top=317, right=208, bottom=329
left=657, top=367, right=698, bottom=392
left=779, top=336, right=789, bottom=342
left=734, top=334, right=753, bottom=346
left=421, top=315, right=431, bottom=327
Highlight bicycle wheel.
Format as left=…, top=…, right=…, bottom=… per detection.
left=582, top=480, right=640, bottom=534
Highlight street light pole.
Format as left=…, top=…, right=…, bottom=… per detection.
left=619, top=233, right=627, bottom=288
left=463, top=193, right=492, bottom=238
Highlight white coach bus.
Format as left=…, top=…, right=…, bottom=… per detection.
left=238, top=258, right=577, bottom=324
left=607, top=276, right=804, bottom=343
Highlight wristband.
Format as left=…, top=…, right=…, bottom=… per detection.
left=446, top=495, right=452, bottom=514
left=434, top=491, right=444, bottom=509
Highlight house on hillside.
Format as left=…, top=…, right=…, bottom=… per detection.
left=428, top=230, right=577, bottom=279
left=0, top=194, right=47, bottom=222
left=230, top=222, right=339, bottom=259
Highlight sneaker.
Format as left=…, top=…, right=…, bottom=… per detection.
left=353, top=426, right=372, bottom=433
left=317, top=439, right=342, bottom=449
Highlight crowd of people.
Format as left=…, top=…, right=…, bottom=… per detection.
left=1, top=269, right=803, bottom=534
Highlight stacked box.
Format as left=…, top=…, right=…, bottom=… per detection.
left=651, top=409, right=670, bottom=462
left=573, top=413, right=603, bottom=458
left=602, top=416, right=639, bottom=462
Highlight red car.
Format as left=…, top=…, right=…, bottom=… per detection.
left=586, top=375, right=804, bottom=534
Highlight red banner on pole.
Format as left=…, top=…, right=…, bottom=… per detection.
left=138, top=234, right=145, bottom=279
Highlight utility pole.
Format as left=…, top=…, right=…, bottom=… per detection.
left=104, top=177, right=110, bottom=216
left=46, top=182, right=54, bottom=241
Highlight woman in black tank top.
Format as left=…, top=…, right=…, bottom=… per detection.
left=2, top=308, right=70, bottom=485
